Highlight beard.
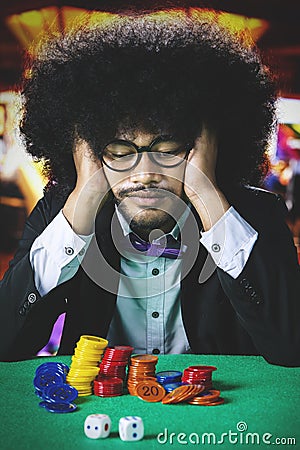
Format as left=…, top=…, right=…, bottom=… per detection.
left=113, top=185, right=186, bottom=240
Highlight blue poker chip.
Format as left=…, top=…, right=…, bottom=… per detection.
left=163, top=382, right=183, bottom=392
left=35, top=362, right=69, bottom=376
left=35, top=388, right=44, bottom=398
left=33, top=372, right=65, bottom=392
left=44, top=402, right=77, bottom=413
left=39, top=401, right=50, bottom=408
left=156, top=371, right=182, bottom=384
left=43, top=384, right=78, bottom=404
left=35, top=368, right=66, bottom=382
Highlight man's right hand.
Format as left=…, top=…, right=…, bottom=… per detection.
left=63, top=139, right=109, bottom=235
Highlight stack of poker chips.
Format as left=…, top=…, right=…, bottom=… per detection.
left=66, top=335, right=108, bottom=396
left=127, top=354, right=158, bottom=396
left=161, top=384, right=205, bottom=404
left=187, top=389, right=224, bottom=406
left=94, top=376, right=124, bottom=397
left=93, top=346, right=133, bottom=397
left=156, top=370, right=183, bottom=393
left=33, top=362, right=78, bottom=413
left=181, top=365, right=217, bottom=390
left=98, top=346, right=133, bottom=380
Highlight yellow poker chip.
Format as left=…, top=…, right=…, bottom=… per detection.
left=67, top=372, right=98, bottom=379
left=78, top=335, right=108, bottom=349
left=74, top=350, right=102, bottom=359
left=68, top=363, right=99, bottom=370
left=67, top=334, right=109, bottom=397
left=67, top=374, right=98, bottom=381
left=67, top=380, right=93, bottom=386
left=69, top=366, right=99, bottom=372
left=74, top=346, right=104, bottom=355
left=70, top=358, right=100, bottom=367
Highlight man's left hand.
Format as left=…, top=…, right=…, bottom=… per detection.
left=183, top=126, right=230, bottom=231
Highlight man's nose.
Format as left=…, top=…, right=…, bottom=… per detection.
left=130, top=152, right=163, bottom=184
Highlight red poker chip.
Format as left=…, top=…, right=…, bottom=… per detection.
left=184, top=366, right=217, bottom=373
left=93, top=378, right=124, bottom=397
left=100, top=361, right=127, bottom=367
left=95, top=376, right=123, bottom=384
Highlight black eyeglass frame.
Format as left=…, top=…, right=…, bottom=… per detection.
left=100, top=135, right=194, bottom=172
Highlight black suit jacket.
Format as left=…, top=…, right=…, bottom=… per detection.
left=0, top=185, right=299, bottom=366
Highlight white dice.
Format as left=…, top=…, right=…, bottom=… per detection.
left=84, top=414, right=111, bottom=439
left=119, top=416, right=144, bottom=441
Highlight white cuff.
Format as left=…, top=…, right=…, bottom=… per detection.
left=30, top=210, right=94, bottom=296
left=200, top=207, right=258, bottom=279
left=30, top=210, right=93, bottom=268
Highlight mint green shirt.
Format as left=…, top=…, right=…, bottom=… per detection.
left=106, top=206, right=191, bottom=354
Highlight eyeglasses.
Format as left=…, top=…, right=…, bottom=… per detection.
left=100, top=136, right=193, bottom=172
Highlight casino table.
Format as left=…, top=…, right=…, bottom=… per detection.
left=0, top=354, right=299, bottom=450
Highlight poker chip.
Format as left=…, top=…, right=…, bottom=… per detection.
left=38, top=401, right=49, bottom=408
left=33, top=371, right=65, bottom=393
left=66, top=335, right=108, bottom=396
left=34, top=361, right=79, bottom=413
left=156, top=371, right=182, bottom=385
left=35, top=362, right=69, bottom=377
left=127, top=355, right=158, bottom=396
left=43, top=383, right=78, bottom=404
left=163, top=382, right=183, bottom=392
left=182, top=365, right=217, bottom=390
left=188, top=390, right=224, bottom=406
left=92, top=346, right=133, bottom=397
left=136, top=380, right=166, bottom=402
left=44, top=402, right=77, bottom=413
left=162, top=384, right=205, bottom=404
left=94, top=377, right=124, bottom=397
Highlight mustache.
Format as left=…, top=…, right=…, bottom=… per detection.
left=117, top=185, right=175, bottom=197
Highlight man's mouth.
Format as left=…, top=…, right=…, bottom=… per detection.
left=125, top=189, right=170, bottom=206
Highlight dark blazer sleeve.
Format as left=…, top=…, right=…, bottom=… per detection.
left=0, top=190, right=69, bottom=360
left=217, top=189, right=300, bottom=367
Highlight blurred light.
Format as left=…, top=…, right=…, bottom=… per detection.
left=6, top=6, right=268, bottom=54
left=277, top=98, right=300, bottom=124
left=0, top=105, right=5, bottom=136
left=6, top=7, right=117, bottom=53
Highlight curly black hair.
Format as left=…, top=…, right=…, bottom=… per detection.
left=20, top=10, right=277, bottom=199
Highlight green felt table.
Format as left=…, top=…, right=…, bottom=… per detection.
left=0, top=354, right=299, bottom=450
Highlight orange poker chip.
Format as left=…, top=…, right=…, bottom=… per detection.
left=162, top=384, right=205, bottom=404
left=127, top=354, right=158, bottom=396
left=190, top=389, right=221, bottom=403
left=131, top=355, right=159, bottom=364
left=188, top=397, right=225, bottom=406
left=136, top=380, right=166, bottom=402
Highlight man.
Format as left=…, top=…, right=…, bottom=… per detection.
left=0, top=12, right=299, bottom=365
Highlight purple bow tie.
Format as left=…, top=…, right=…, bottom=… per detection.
left=127, top=233, right=186, bottom=259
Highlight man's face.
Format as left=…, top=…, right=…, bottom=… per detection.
left=102, top=130, right=188, bottom=237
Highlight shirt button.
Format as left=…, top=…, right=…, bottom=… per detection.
left=152, top=268, right=159, bottom=276
left=78, top=248, right=85, bottom=256
left=27, top=292, right=37, bottom=304
left=152, top=348, right=160, bottom=355
left=152, top=311, right=159, bottom=318
left=65, top=247, right=74, bottom=256
left=211, top=243, right=221, bottom=252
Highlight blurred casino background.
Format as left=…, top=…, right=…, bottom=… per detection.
left=0, top=1, right=300, bottom=353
